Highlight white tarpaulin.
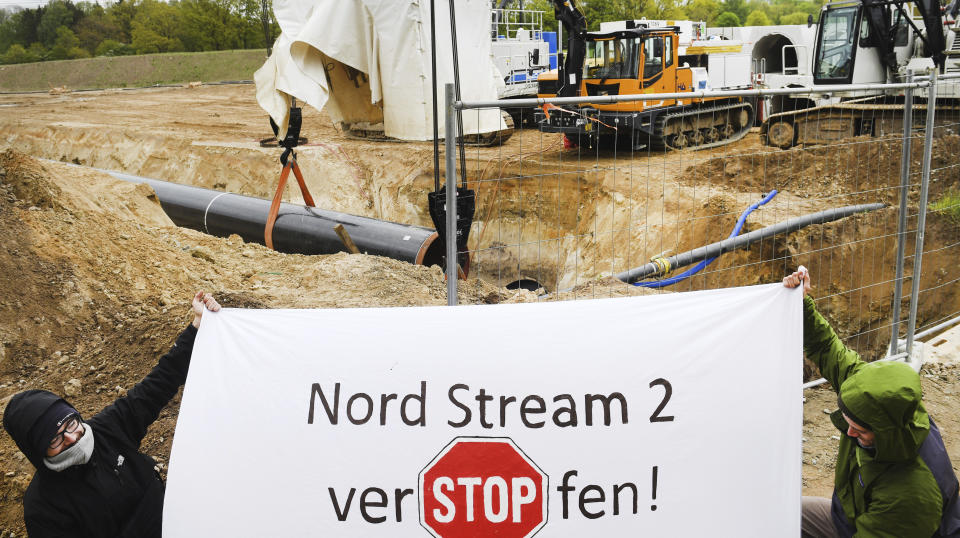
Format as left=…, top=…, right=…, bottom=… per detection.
left=255, top=0, right=506, bottom=140
left=163, top=284, right=802, bottom=536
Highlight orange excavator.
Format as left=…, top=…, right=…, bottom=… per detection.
left=535, top=0, right=755, bottom=151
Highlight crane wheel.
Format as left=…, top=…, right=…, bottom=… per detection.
left=721, top=123, right=736, bottom=140
left=767, top=120, right=796, bottom=149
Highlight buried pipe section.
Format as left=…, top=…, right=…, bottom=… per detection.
left=87, top=167, right=446, bottom=267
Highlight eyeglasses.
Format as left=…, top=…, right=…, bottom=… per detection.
left=48, top=415, right=83, bottom=450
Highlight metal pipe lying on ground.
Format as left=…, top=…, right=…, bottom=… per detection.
left=81, top=166, right=445, bottom=266
left=615, top=203, right=886, bottom=284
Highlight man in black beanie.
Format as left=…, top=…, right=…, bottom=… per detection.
left=2, top=291, right=220, bottom=538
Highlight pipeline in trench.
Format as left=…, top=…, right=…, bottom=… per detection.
left=57, top=162, right=446, bottom=267
left=616, top=203, right=887, bottom=284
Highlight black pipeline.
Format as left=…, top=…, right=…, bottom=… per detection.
left=615, top=203, right=886, bottom=284
left=100, top=168, right=444, bottom=266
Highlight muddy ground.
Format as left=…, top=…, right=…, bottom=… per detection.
left=0, top=84, right=958, bottom=535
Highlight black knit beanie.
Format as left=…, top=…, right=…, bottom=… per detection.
left=29, top=400, right=79, bottom=457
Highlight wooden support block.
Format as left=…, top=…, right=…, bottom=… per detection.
left=334, top=224, right=361, bottom=254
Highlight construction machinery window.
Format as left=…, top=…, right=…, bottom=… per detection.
left=893, top=10, right=910, bottom=47
left=585, top=37, right=640, bottom=80
left=664, top=36, right=674, bottom=69
left=815, top=6, right=858, bottom=80
left=644, top=36, right=665, bottom=79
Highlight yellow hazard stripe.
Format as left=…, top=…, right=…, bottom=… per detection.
left=685, top=44, right=743, bottom=54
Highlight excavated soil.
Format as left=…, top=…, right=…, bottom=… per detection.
left=0, top=84, right=958, bottom=535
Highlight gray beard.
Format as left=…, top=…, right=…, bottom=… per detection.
left=44, top=423, right=95, bottom=472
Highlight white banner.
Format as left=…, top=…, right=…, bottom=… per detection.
left=164, top=284, right=803, bottom=537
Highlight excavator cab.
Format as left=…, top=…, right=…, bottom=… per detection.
left=641, top=33, right=675, bottom=91
left=581, top=33, right=640, bottom=99
left=580, top=28, right=680, bottom=112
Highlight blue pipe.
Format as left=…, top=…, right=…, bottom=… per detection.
left=635, top=190, right=778, bottom=288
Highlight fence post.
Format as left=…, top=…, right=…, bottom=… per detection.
left=906, top=69, right=938, bottom=359
left=889, top=71, right=914, bottom=356
left=445, top=83, right=459, bottom=306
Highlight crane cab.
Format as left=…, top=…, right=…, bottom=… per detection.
left=813, top=1, right=887, bottom=86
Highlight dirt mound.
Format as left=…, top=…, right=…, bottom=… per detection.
left=686, top=135, right=960, bottom=204
left=0, top=150, right=64, bottom=210
left=0, top=150, right=534, bottom=535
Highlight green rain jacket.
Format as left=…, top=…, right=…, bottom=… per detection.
left=804, top=295, right=960, bottom=537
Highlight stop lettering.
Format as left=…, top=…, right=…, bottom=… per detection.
left=419, top=437, right=548, bottom=538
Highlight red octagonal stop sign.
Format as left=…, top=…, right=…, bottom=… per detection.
left=419, top=437, right=548, bottom=538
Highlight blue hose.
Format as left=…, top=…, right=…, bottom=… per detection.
left=635, top=190, right=779, bottom=288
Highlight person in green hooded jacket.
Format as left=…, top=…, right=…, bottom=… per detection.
left=785, top=267, right=960, bottom=538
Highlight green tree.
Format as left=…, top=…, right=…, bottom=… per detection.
left=37, top=1, right=74, bottom=47
left=715, top=11, right=741, bottom=26
left=49, top=25, right=88, bottom=59
left=10, top=8, right=43, bottom=48
left=1, top=42, right=38, bottom=63
left=522, top=0, right=652, bottom=33
left=131, top=24, right=183, bottom=53
left=765, top=0, right=821, bottom=24
left=522, top=0, right=558, bottom=33
left=108, top=0, right=138, bottom=43
left=779, top=11, right=810, bottom=24
left=642, top=0, right=688, bottom=20
left=95, top=38, right=134, bottom=56
left=27, top=41, right=47, bottom=61
left=0, top=8, right=15, bottom=53
left=592, top=0, right=649, bottom=27
left=233, top=0, right=271, bottom=49
left=745, top=10, right=772, bottom=25
left=130, top=0, right=184, bottom=54
left=720, top=0, right=749, bottom=23
left=178, top=0, right=243, bottom=51
left=74, top=5, right=123, bottom=54
left=686, top=0, right=722, bottom=24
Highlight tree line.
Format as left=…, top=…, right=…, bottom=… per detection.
left=523, top=0, right=825, bottom=31
left=0, top=0, right=278, bottom=65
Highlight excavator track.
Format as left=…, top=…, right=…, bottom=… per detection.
left=538, top=99, right=756, bottom=152
left=657, top=100, right=755, bottom=151
left=761, top=100, right=960, bottom=149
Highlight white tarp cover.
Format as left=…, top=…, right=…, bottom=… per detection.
left=255, top=0, right=506, bottom=140
left=163, top=284, right=802, bottom=536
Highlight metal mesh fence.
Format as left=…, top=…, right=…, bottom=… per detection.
left=443, top=74, right=960, bottom=373
left=912, top=74, right=960, bottom=348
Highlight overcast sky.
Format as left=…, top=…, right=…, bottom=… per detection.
left=0, top=0, right=59, bottom=8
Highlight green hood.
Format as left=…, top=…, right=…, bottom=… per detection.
left=837, top=361, right=930, bottom=463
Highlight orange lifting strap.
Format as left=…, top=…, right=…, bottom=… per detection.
left=265, top=151, right=316, bottom=250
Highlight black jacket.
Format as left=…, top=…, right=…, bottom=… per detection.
left=4, top=324, right=197, bottom=538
